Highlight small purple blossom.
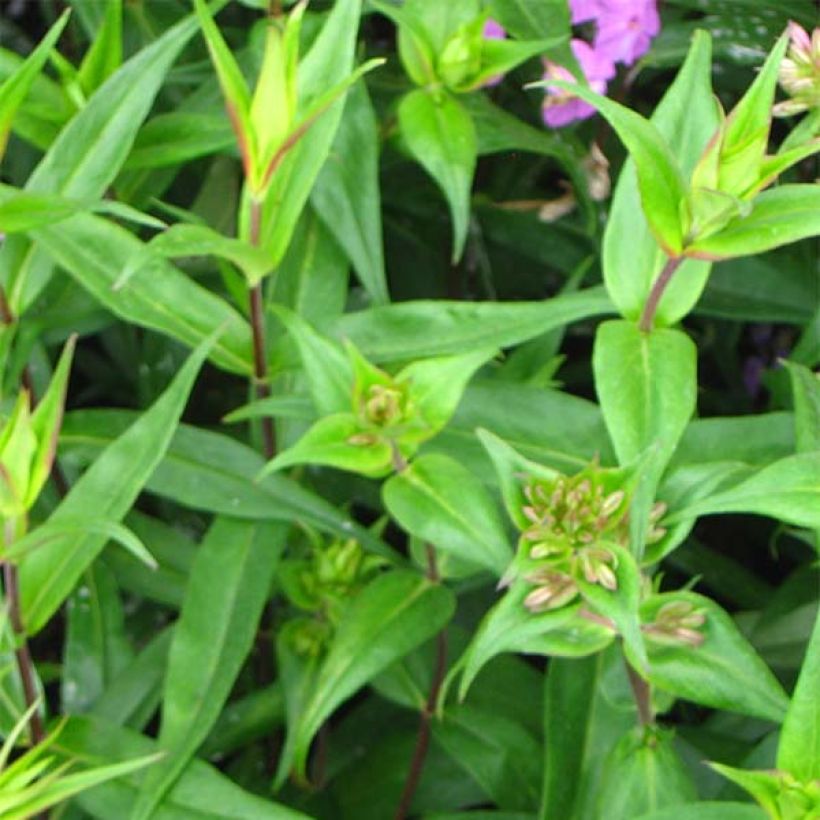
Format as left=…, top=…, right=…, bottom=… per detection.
left=570, top=0, right=601, bottom=25
left=482, top=18, right=507, bottom=87
left=593, top=0, right=660, bottom=66
left=542, top=39, right=615, bottom=128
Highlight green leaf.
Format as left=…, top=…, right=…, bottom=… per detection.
left=785, top=360, right=820, bottom=454
left=270, top=303, right=353, bottom=416
left=633, top=805, right=765, bottom=820
left=58, top=410, right=394, bottom=562
left=335, top=286, right=613, bottom=362
left=29, top=211, right=253, bottom=376
left=0, top=10, right=69, bottom=158
left=383, top=453, right=512, bottom=577
left=469, top=36, right=565, bottom=90
left=593, top=320, right=697, bottom=469
left=603, top=30, right=717, bottom=324
left=77, top=0, right=122, bottom=96
left=686, top=184, right=820, bottom=260
left=311, top=81, right=388, bottom=304
left=119, top=223, right=273, bottom=289
left=642, top=591, right=789, bottom=721
left=130, top=519, right=286, bottom=820
left=457, top=586, right=614, bottom=701
left=261, top=413, right=394, bottom=478
left=534, top=79, right=689, bottom=255
left=54, top=716, right=310, bottom=819
left=488, top=0, right=569, bottom=40
left=192, top=0, right=252, bottom=166
left=0, top=190, right=84, bottom=234
left=257, top=0, right=363, bottom=267
left=0, top=10, right=199, bottom=315
left=276, top=569, right=455, bottom=784
left=398, top=88, right=477, bottom=262
left=398, top=346, right=496, bottom=434
left=61, top=563, right=132, bottom=714
left=667, top=452, right=820, bottom=530
left=433, top=704, right=541, bottom=811
left=540, top=654, right=600, bottom=820
left=18, top=338, right=211, bottom=635
left=777, top=604, right=820, bottom=782
left=594, top=727, right=696, bottom=820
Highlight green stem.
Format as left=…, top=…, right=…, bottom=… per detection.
left=639, top=256, right=683, bottom=333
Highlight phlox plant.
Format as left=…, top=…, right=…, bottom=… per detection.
left=0, top=0, right=818, bottom=819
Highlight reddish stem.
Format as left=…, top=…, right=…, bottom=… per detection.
left=639, top=256, right=683, bottom=333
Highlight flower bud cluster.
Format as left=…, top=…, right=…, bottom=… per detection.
left=774, top=22, right=820, bottom=116
left=517, top=468, right=667, bottom=614
left=281, top=537, right=385, bottom=656
left=642, top=600, right=706, bottom=647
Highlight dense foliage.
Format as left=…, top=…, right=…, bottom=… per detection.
left=0, top=0, right=818, bottom=818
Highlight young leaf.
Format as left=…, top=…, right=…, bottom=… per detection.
left=0, top=10, right=69, bottom=159
left=776, top=604, right=820, bottom=783
left=130, top=519, right=287, bottom=820
left=398, top=88, right=477, bottom=262
left=685, top=184, right=820, bottom=260
left=603, top=30, right=717, bottom=324
left=276, top=570, right=455, bottom=785
left=532, top=79, right=689, bottom=255
left=18, top=337, right=211, bottom=635
left=642, top=591, right=789, bottom=721
left=77, top=0, right=122, bottom=97
left=667, top=452, right=820, bottom=529
left=383, top=453, right=513, bottom=577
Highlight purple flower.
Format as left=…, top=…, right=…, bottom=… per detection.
left=542, top=39, right=615, bottom=128
left=483, top=19, right=506, bottom=40
left=570, top=0, right=601, bottom=24
left=593, top=0, right=660, bottom=66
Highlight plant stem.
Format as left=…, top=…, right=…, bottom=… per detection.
left=247, top=198, right=276, bottom=460
left=2, top=522, right=44, bottom=746
left=393, top=545, right=447, bottom=820
left=625, top=660, right=654, bottom=727
left=639, top=256, right=683, bottom=333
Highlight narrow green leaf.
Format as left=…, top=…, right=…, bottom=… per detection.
left=0, top=10, right=69, bottom=158
left=785, top=360, right=820, bottom=454
left=77, top=0, right=122, bottom=96
left=398, top=88, right=477, bottom=262
left=603, top=30, right=717, bottom=324
left=667, top=452, right=820, bottom=529
left=534, top=79, right=689, bottom=254
left=277, top=570, right=455, bottom=784
left=686, top=184, right=820, bottom=260
left=335, top=286, right=613, bottom=363
left=776, top=604, right=820, bottom=782
left=383, top=453, right=512, bottom=577
left=488, top=0, right=569, bottom=40
left=54, top=716, right=309, bottom=819
left=130, top=519, right=286, bottom=820
left=311, top=81, right=388, bottom=304
left=0, top=190, right=84, bottom=234
left=19, top=338, right=211, bottom=635
left=642, top=591, right=789, bottom=721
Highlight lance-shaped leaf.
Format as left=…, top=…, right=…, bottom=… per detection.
left=193, top=0, right=254, bottom=173
left=118, top=223, right=273, bottom=289
left=398, top=88, right=477, bottom=262
left=603, top=30, right=717, bottom=325
left=685, top=184, right=820, bottom=260
left=129, top=519, right=287, bottom=820
left=77, top=0, right=122, bottom=96
left=642, top=591, right=789, bottom=721
left=532, top=79, right=689, bottom=255
left=370, top=0, right=437, bottom=86
left=776, top=602, right=820, bottom=783
left=383, top=453, right=512, bottom=577
left=708, top=765, right=817, bottom=820
left=275, top=570, right=455, bottom=785
left=667, top=452, right=820, bottom=530
left=455, top=586, right=614, bottom=701
left=18, top=337, right=212, bottom=635
left=784, top=360, right=820, bottom=454
left=0, top=10, right=69, bottom=160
